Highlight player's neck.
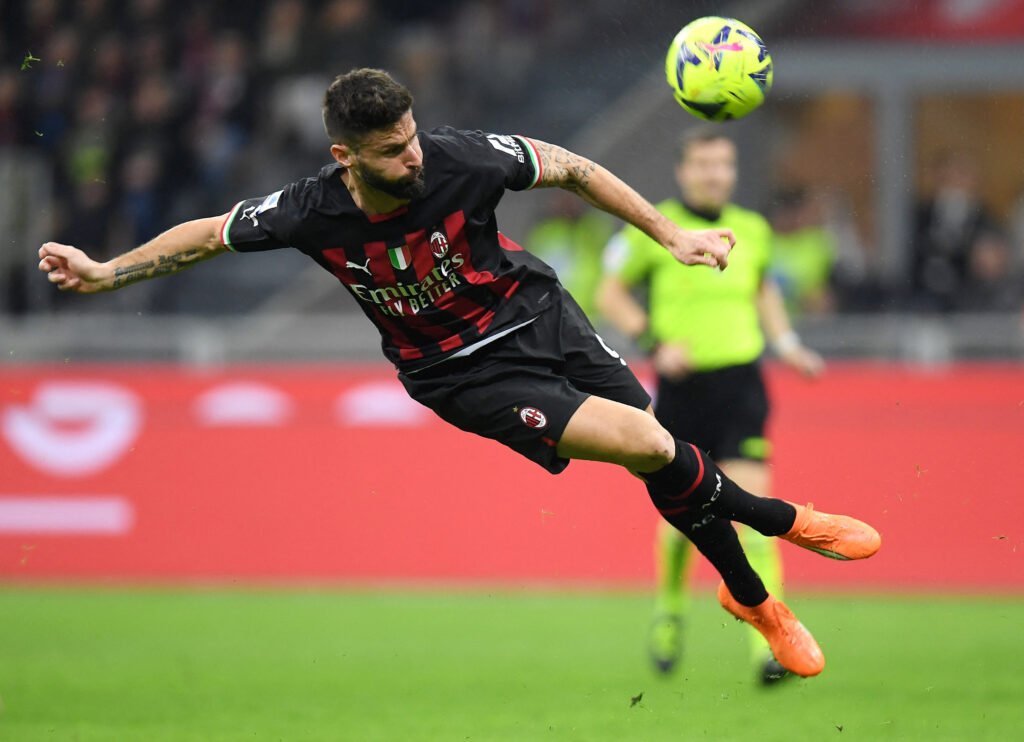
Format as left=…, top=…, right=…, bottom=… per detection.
left=340, top=169, right=410, bottom=217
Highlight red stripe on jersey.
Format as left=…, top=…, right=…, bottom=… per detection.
left=406, top=227, right=486, bottom=347
left=443, top=211, right=518, bottom=302
left=322, top=247, right=356, bottom=281
left=378, top=312, right=424, bottom=360
left=473, top=279, right=520, bottom=334
left=363, top=239, right=423, bottom=326
left=322, top=247, right=423, bottom=359
left=404, top=227, right=466, bottom=352
left=474, top=309, right=495, bottom=334
left=437, top=334, right=464, bottom=352
left=360, top=234, right=457, bottom=344
left=408, top=227, right=493, bottom=333
left=397, top=344, right=426, bottom=361
left=497, top=233, right=524, bottom=252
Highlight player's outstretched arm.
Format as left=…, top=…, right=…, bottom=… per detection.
left=525, top=138, right=735, bottom=269
left=38, top=215, right=229, bottom=293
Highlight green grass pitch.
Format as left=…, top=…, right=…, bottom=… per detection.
left=0, top=589, right=1020, bottom=740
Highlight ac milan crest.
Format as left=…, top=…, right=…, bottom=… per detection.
left=519, top=406, right=547, bottom=429
left=430, top=231, right=449, bottom=258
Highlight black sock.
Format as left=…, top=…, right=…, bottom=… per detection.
left=641, top=439, right=797, bottom=536
left=685, top=517, right=768, bottom=606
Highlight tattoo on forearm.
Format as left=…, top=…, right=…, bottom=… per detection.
left=532, top=140, right=598, bottom=194
left=111, top=249, right=201, bottom=288
left=111, top=260, right=155, bottom=288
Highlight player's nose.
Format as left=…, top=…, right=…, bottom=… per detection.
left=404, top=143, right=423, bottom=168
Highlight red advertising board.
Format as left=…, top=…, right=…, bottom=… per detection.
left=1, top=363, right=1021, bottom=589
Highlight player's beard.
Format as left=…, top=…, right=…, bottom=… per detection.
left=358, top=163, right=426, bottom=200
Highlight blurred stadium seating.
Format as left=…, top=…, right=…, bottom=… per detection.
left=1, top=0, right=1022, bottom=365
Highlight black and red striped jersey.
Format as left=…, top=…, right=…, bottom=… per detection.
left=220, top=127, right=561, bottom=372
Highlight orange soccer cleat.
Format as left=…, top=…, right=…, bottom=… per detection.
left=717, top=581, right=825, bottom=678
left=781, top=502, right=881, bottom=561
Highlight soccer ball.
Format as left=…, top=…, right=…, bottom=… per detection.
left=665, top=16, right=773, bottom=122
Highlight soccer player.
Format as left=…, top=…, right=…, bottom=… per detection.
left=598, top=128, right=825, bottom=684
left=38, top=68, right=879, bottom=678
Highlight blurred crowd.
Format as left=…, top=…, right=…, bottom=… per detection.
left=530, top=165, right=1024, bottom=321
left=1, top=0, right=1021, bottom=319
left=908, top=150, right=1023, bottom=313
left=764, top=148, right=1024, bottom=317
left=0, top=0, right=627, bottom=315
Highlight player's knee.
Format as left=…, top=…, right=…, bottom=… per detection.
left=630, top=420, right=675, bottom=471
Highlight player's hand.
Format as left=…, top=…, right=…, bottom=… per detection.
left=38, top=242, right=111, bottom=293
left=780, top=344, right=825, bottom=379
left=652, top=342, right=691, bottom=381
left=664, top=227, right=735, bottom=270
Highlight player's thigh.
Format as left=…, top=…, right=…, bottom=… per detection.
left=556, top=395, right=673, bottom=472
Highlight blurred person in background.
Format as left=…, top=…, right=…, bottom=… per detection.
left=956, top=230, right=1022, bottom=313
left=525, top=190, right=614, bottom=319
left=89, top=33, right=133, bottom=98
left=598, top=128, right=825, bottom=685
left=392, top=25, right=450, bottom=130
left=1, top=71, right=32, bottom=313
left=258, top=0, right=312, bottom=76
left=313, top=0, right=384, bottom=74
left=0, top=70, right=24, bottom=148
left=1007, top=183, right=1024, bottom=276
left=39, top=69, right=882, bottom=680
left=113, top=147, right=167, bottom=249
left=191, top=32, right=256, bottom=197
left=3, top=0, right=560, bottom=317
left=910, top=150, right=999, bottom=312
left=767, top=187, right=836, bottom=316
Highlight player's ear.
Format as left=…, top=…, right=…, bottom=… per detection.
left=330, top=143, right=354, bottom=168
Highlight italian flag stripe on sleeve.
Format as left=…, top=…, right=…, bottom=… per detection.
left=220, top=201, right=243, bottom=252
left=516, top=136, right=543, bottom=189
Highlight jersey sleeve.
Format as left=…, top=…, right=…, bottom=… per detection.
left=219, top=180, right=308, bottom=253
left=602, top=225, right=659, bottom=286
left=447, top=129, right=541, bottom=192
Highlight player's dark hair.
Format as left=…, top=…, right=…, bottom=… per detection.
left=323, top=68, right=414, bottom=145
left=677, top=126, right=733, bottom=161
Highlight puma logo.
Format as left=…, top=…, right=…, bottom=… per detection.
left=346, top=259, right=371, bottom=276
left=241, top=205, right=260, bottom=227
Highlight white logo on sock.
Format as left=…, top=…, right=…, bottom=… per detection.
left=702, top=473, right=723, bottom=509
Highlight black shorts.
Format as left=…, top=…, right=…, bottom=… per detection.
left=399, top=287, right=651, bottom=474
left=654, top=361, right=771, bottom=462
